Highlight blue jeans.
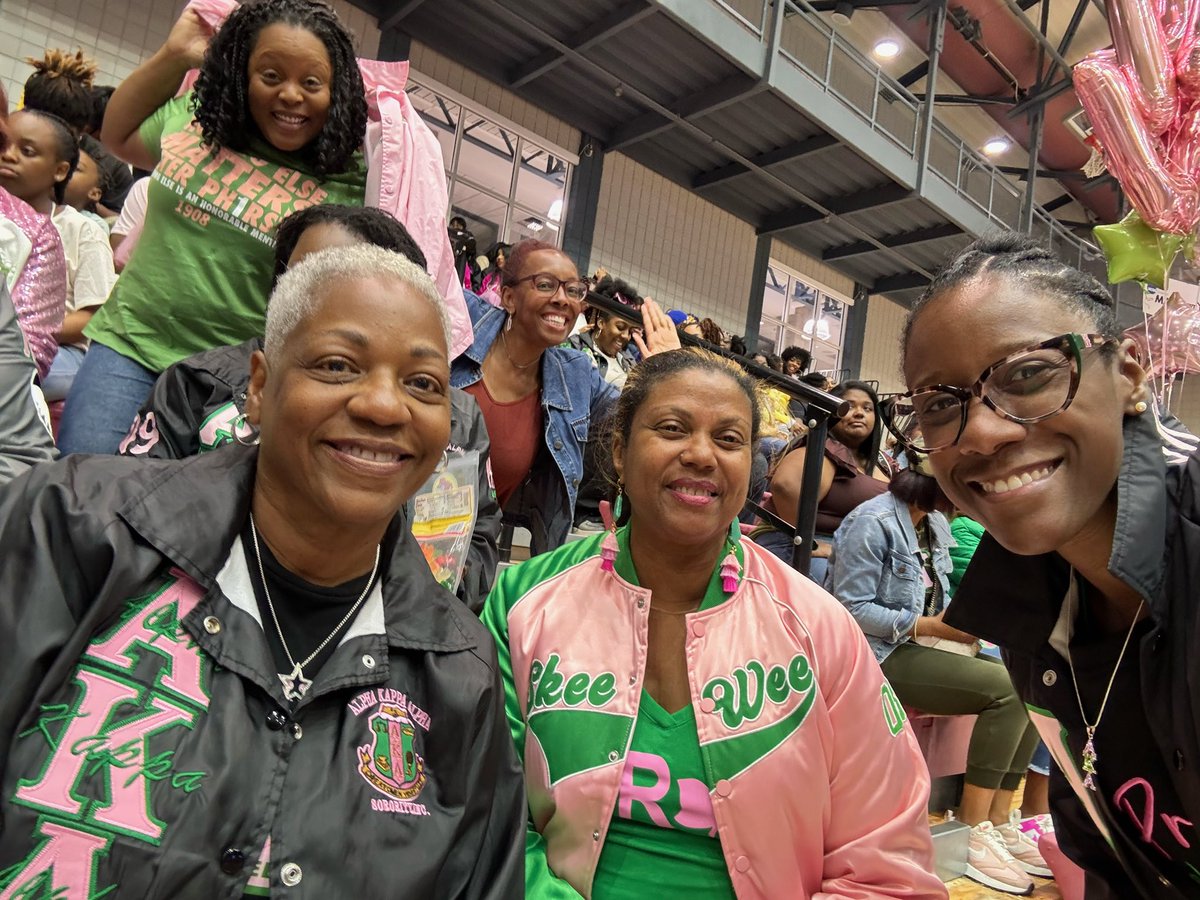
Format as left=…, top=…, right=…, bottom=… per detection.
left=753, top=527, right=830, bottom=585
left=57, top=342, right=159, bottom=455
left=42, top=344, right=86, bottom=402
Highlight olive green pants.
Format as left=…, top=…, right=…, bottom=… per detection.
left=881, top=643, right=1040, bottom=791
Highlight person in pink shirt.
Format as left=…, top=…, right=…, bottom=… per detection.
left=483, top=347, right=946, bottom=899
left=0, top=88, right=65, bottom=382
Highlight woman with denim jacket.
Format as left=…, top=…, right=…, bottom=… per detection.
left=826, top=462, right=1044, bottom=894
left=450, top=239, right=679, bottom=555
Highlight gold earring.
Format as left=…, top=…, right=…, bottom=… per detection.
left=1134, top=400, right=1148, bottom=414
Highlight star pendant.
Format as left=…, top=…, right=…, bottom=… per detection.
left=279, top=663, right=312, bottom=701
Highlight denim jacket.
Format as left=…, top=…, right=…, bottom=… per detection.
left=825, top=491, right=955, bottom=663
left=451, top=292, right=618, bottom=555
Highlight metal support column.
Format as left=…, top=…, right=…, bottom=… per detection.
left=376, top=28, right=412, bottom=62
left=841, top=283, right=869, bottom=378
left=791, top=415, right=829, bottom=575
left=915, top=0, right=947, bottom=193
left=560, top=138, right=605, bottom=271
left=1020, top=106, right=1044, bottom=231
left=743, top=234, right=772, bottom=350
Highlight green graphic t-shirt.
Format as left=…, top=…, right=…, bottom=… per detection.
left=85, top=93, right=366, bottom=372
left=590, top=531, right=737, bottom=899
left=591, top=693, right=734, bottom=900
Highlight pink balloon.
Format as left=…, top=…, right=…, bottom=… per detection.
left=1075, top=56, right=1199, bottom=233
left=1107, top=0, right=1178, bottom=132
left=1166, top=103, right=1200, bottom=178
left=1161, top=0, right=1200, bottom=55
left=1126, top=293, right=1200, bottom=377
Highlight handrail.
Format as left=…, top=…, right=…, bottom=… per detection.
left=585, top=289, right=848, bottom=576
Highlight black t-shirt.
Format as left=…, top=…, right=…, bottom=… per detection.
left=1071, top=614, right=1200, bottom=889
left=240, top=518, right=385, bottom=702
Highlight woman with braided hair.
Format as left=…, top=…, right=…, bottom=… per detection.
left=58, top=0, right=372, bottom=455
left=891, top=232, right=1200, bottom=896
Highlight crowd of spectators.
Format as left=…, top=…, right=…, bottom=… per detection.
left=1, top=2, right=1177, bottom=897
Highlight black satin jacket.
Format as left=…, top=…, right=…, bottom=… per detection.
left=947, top=413, right=1199, bottom=899
left=0, top=447, right=523, bottom=898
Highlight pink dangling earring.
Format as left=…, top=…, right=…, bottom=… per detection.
left=720, top=520, right=741, bottom=593
left=601, top=487, right=623, bottom=572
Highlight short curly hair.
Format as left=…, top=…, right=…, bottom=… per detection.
left=191, top=0, right=366, bottom=179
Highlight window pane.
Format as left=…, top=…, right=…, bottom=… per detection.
left=757, top=319, right=782, bottom=353
left=450, top=182, right=506, bottom=257
left=816, top=294, right=845, bottom=345
left=762, top=265, right=787, bottom=322
left=787, top=280, right=819, bottom=344
left=405, top=85, right=459, bottom=170
left=810, top=340, right=841, bottom=377
left=508, top=206, right=558, bottom=246
left=456, top=112, right=516, bottom=198
left=515, top=138, right=568, bottom=232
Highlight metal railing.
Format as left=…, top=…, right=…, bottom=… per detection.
left=701, top=0, right=1103, bottom=269
left=586, top=289, right=848, bottom=576
left=715, top=0, right=769, bottom=35
left=779, top=0, right=921, bottom=154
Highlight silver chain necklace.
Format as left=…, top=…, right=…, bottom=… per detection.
left=1065, top=570, right=1145, bottom=791
left=249, top=513, right=381, bottom=702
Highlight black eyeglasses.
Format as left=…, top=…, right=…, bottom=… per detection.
left=881, top=332, right=1120, bottom=453
left=511, top=273, right=590, bottom=302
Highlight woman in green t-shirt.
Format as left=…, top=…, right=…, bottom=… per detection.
left=59, top=0, right=369, bottom=455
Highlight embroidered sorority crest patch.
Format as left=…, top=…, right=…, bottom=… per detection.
left=350, top=688, right=432, bottom=816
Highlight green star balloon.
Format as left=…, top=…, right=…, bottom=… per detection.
left=1094, top=210, right=1186, bottom=288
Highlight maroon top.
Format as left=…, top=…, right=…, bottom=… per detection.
left=816, top=439, right=894, bottom=534
left=771, top=438, right=894, bottom=535
left=464, top=379, right=543, bottom=508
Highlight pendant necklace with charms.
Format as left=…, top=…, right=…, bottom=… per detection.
left=1065, top=572, right=1144, bottom=791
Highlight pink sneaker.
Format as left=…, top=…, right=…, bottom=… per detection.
left=966, top=821, right=1035, bottom=894
left=999, top=811, right=1053, bottom=877
left=1018, top=812, right=1054, bottom=842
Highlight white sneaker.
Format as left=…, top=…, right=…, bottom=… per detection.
left=966, top=821, right=1035, bottom=894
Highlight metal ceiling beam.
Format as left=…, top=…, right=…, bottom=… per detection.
left=474, top=0, right=934, bottom=276
left=997, top=165, right=1088, bottom=181
left=822, top=223, right=962, bottom=261
left=1007, top=76, right=1074, bottom=118
left=1043, top=193, right=1075, bottom=212
left=757, top=183, right=912, bottom=236
left=507, top=0, right=655, bottom=89
left=692, top=133, right=838, bottom=189
left=807, top=0, right=918, bottom=8
left=378, top=0, right=428, bottom=32
left=912, top=93, right=1014, bottom=106
left=998, top=0, right=1074, bottom=78
left=1056, top=0, right=1091, bottom=66
left=872, top=271, right=931, bottom=294
left=607, top=74, right=764, bottom=150
left=898, top=62, right=929, bottom=88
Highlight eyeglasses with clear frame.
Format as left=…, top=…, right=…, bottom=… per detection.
left=510, top=272, right=590, bottom=302
left=881, top=333, right=1121, bottom=453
